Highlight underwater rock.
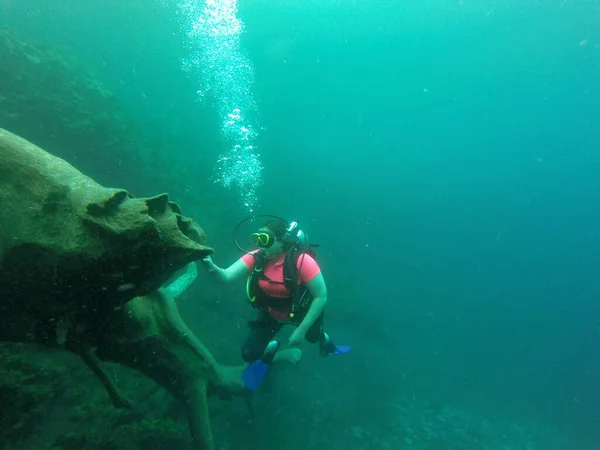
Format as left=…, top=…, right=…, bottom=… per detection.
left=0, top=128, right=210, bottom=314
left=0, top=29, right=130, bottom=179
left=0, top=29, right=173, bottom=190
left=0, top=129, right=244, bottom=449
left=100, top=290, right=246, bottom=450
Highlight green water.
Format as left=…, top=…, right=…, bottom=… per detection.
left=1, top=0, right=599, bottom=448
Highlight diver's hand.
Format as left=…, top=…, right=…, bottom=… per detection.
left=200, top=256, right=214, bottom=269
left=200, top=256, right=219, bottom=275
left=288, top=328, right=306, bottom=347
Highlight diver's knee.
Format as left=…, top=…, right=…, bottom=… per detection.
left=241, top=346, right=261, bottom=363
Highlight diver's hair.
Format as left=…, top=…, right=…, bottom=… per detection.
left=261, top=219, right=288, bottom=240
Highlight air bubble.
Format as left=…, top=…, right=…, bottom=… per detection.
left=171, top=0, right=262, bottom=212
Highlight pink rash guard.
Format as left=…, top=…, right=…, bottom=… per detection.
left=241, top=251, right=321, bottom=321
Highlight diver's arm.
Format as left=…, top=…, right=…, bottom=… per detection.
left=201, top=256, right=250, bottom=284
left=296, top=272, right=328, bottom=334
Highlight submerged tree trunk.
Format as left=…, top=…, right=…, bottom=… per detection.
left=0, top=129, right=246, bottom=449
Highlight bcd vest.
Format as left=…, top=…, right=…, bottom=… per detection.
left=246, top=246, right=316, bottom=322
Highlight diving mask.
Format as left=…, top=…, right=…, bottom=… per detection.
left=251, top=231, right=274, bottom=248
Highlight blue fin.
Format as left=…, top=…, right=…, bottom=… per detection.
left=330, top=345, right=351, bottom=355
left=241, top=360, right=269, bottom=392
left=241, top=340, right=281, bottom=391
left=320, top=333, right=351, bottom=357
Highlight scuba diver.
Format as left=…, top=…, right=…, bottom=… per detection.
left=200, top=215, right=349, bottom=390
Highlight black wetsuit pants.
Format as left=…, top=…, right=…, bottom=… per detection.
left=241, top=308, right=325, bottom=363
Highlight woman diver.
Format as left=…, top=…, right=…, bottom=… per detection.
left=200, top=216, right=349, bottom=389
